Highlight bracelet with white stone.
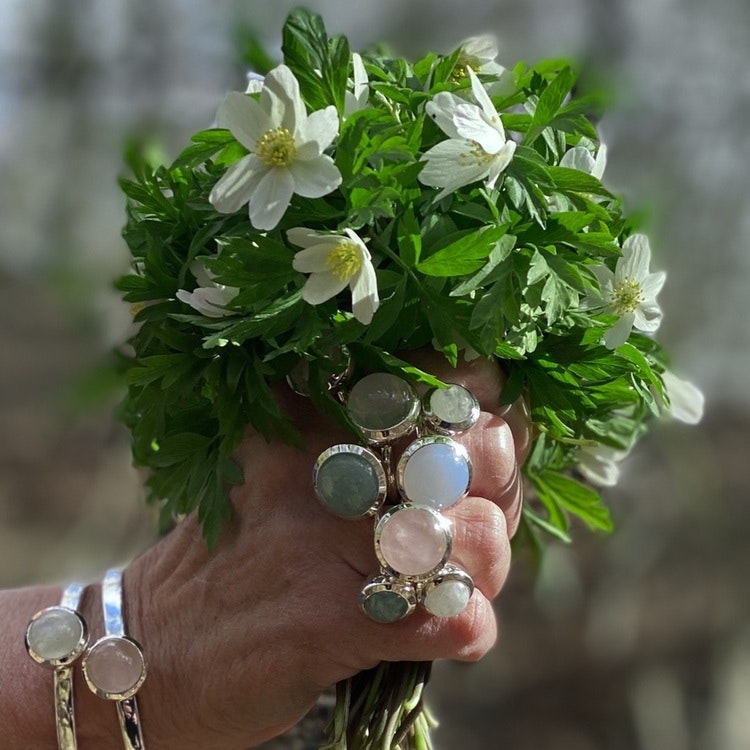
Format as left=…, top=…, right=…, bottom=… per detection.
left=25, top=582, right=89, bottom=750
left=81, top=568, right=147, bottom=750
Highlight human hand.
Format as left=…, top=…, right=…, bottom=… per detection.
left=84, top=353, right=531, bottom=750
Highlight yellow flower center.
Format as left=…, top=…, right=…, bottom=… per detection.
left=326, top=241, right=362, bottom=281
left=256, top=127, right=296, bottom=167
left=611, top=278, right=643, bottom=314
left=450, top=53, right=482, bottom=83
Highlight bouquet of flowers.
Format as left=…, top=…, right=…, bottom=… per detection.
left=115, top=8, right=702, bottom=748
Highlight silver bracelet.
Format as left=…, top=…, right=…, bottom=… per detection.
left=25, top=582, right=89, bottom=750
left=82, top=568, right=147, bottom=749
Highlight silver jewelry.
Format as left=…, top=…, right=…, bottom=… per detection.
left=25, top=583, right=89, bottom=750
left=307, top=372, right=479, bottom=622
left=82, top=569, right=147, bottom=749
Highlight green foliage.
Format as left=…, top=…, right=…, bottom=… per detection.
left=116, top=8, right=670, bottom=553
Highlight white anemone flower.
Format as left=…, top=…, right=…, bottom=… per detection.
left=289, top=227, right=379, bottom=325
left=577, top=442, right=631, bottom=487
left=586, top=233, right=666, bottom=349
left=176, top=263, right=238, bottom=318
left=209, top=64, right=342, bottom=231
left=560, top=142, right=607, bottom=180
left=454, top=35, right=515, bottom=95
left=419, top=67, right=516, bottom=199
left=344, top=53, right=369, bottom=117
left=657, top=370, right=705, bottom=425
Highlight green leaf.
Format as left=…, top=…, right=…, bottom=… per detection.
left=417, top=225, right=509, bottom=277
left=548, top=166, right=612, bottom=197
left=524, top=66, right=577, bottom=146
left=536, top=470, right=613, bottom=532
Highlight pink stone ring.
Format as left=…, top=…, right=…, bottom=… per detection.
left=82, top=569, right=147, bottom=749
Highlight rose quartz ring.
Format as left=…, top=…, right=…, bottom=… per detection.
left=310, top=372, right=480, bottom=623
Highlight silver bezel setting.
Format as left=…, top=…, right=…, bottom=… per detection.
left=82, top=634, right=147, bottom=701
left=396, top=435, right=472, bottom=509
left=25, top=605, right=89, bottom=668
left=422, top=383, right=480, bottom=434
left=312, top=443, right=387, bottom=518
left=419, top=564, right=475, bottom=617
left=359, top=574, right=417, bottom=622
left=345, top=374, right=421, bottom=445
left=374, top=503, right=453, bottom=581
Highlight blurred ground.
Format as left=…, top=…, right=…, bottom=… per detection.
left=2, top=1, right=749, bottom=748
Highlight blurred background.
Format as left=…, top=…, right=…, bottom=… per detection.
left=1, top=1, right=748, bottom=748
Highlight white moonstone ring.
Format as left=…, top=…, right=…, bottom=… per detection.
left=82, top=569, right=147, bottom=749
left=25, top=583, right=89, bottom=750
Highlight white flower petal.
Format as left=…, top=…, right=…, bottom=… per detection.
left=485, top=141, right=516, bottom=188
left=292, top=243, right=340, bottom=273
left=641, top=270, right=667, bottom=300
left=591, top=264, right=615, bottom=297
left=592, top=143, right=608, bottom=179
left=176, top=286, right=236, bottom=318
left=295, top=105, right=339, bottom=155
left=247, top=167, right=295, bottom=231
left=461, top=35, right=499, bottom=62
left=426, top=93, right=464, bottom=140
left=467, top=68, right=500, bottom=126
left=261, top=64, right=306, bottom=134
left=350, top=261, right=380, bottom=324
left=287, top=227, right=330, bottom=249
left=215, top=92, right=269, bottom=150
left=419, top=139, right=490, bottom=192
left=618, top=234, right=651, bottom=281
left=560, top=146, right=596, bottom=174
left=603, top=312, right=635, bottom=349
left=209, top=154, right=265, bottom=214
left=288, top=154, right=342, bottom=198
left=301, top=270, right=349, bottom=304
left=633, top=301, right=662, bottom=332
left=661, top=371, right=705, bottom=424
left=245, top=72, right=265, bottom=94
left=453, top=103, right=505, bottom=153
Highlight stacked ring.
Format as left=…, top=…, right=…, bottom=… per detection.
left=308, top=369, right=480, bottom=623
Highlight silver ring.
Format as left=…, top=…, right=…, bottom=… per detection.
left=82, top=569, right=147, bottom=749
left=313, top=444, right=387, bottom=518
left=396, top=435, right=472, bottom=510
left=374, top=503, right=453, bottom=580
left=421, top=383, right=480, bottom=434
left=359, top=574, right=417, bottom=623
left=419, top=564, right=475, bottom=618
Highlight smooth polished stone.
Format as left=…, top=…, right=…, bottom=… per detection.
left=426, top=384, right=479, bottom=429
left=423, top=579, right=472, bottom=617
left=378, top=506, right=449, bottom=577
left=27, top=608, right=83, bottom=661
left=362, top=589, right=411, bottom=623
left=85, top=637, right=145, bottom=696
left=315, top=450, right=381, bottom=517
left=346, top=373, right=418, bottom=432
left=401, top=441, right=470, bottom=509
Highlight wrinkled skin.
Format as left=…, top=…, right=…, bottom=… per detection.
left=71, top=353, right=531, bottom=749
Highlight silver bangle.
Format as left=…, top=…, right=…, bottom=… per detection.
left=25, top=582, right=89, bottom=750
left=82, top=568, right=147, bottom=749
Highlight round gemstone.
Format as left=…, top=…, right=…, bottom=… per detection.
left=424, top=384, right=479, bottom=432
left=361, top=589, right=411, bottom=623
left=26, top=608, right=84, bottom=662
left=315, top=449, right=382, bottom=517
left=423, top=579, right=472, bottom=617
left=346, top=373, right=418, bottom=434
left=377, top=505, right=450, bottom=577
left=400, top=439, right=471, bottom=509
left=84, top=637, right=145, bottom=697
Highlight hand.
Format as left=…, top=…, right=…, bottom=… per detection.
left=86, top=353, right=531, bottom=750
